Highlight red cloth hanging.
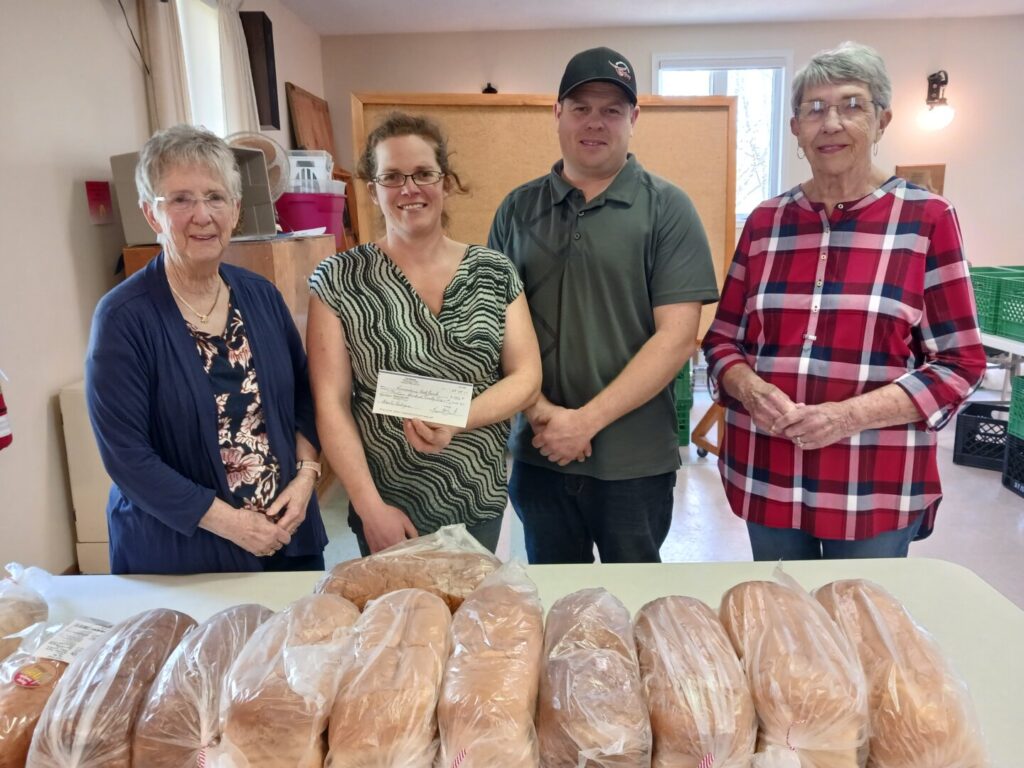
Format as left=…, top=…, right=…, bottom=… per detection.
left=0, top=385, right=12, bottom=450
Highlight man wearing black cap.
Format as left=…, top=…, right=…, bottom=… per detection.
left=488, top=46, right=719, bottom=564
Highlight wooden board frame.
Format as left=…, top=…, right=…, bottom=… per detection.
left=351, top=92, right=736, bottom=334
left=895, top=163, right=946, bottom=195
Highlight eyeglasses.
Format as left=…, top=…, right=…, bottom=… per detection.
left=797, top=96, right=875, bottom=123
left=372, top=170, right=445, bottom=188
left=154, top=192, right=232, bottom=214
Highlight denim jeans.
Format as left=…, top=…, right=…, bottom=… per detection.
left=347, top=505, right=503, bottom=557
left=746, top=512, right=925, bottom=561
left=508, top=461, right=675, bottom=564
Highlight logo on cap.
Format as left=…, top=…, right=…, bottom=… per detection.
left=609, top=60, right=632, bottom=82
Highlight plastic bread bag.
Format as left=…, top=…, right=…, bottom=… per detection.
left=316, top=523, right=501, bottom=611
left=212, top=593, right=359, bottom=768
left=26, top=608, right=195, bottom=768
left=326, top=588, right=452, bottom=768
left=815, top=579, right=990, bottom=768
left=634, top=595, right=756, bottom=768
left=0, top=563, right=51, bottom=661
left=719, top=570, right=869, bottom=768
left=537, top=587, right=652, bottom=768
left=436, top=561, right=544, bottom=768
left=0, top=618, right=113, bottom=768
left=132, top=603, right=275, bottom=768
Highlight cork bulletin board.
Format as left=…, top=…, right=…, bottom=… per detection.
left=351, top=93, right=736, bottom=333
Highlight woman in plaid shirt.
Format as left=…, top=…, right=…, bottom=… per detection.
left=702, top=42, right=986, bottom=560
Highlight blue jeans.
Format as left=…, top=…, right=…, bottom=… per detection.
left=347, top=505, right=503, bottom=557
left=508, top=461, right=675, bottom=564
left=746, top=512, right=925, bottom=561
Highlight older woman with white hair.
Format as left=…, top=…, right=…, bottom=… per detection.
left=85, top=124, right=327, bottom=573
left=703, top=42, right=985, bottom=560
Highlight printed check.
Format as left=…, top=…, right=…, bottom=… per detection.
left=372, top=371, right=473, bottom=428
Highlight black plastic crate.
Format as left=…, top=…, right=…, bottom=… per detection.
left=953, top=402, right=1010, bottom=471
left=1003, top=433, right=1024, bottom=499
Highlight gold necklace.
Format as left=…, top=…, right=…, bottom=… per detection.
left=168, top=276, right=222, bottom=325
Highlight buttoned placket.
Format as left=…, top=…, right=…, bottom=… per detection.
left=804, top=210, right=832, bottom=349
left=570, top=192, right=593, bottom=248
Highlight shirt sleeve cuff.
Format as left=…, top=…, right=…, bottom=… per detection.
left=893, top=371, right=952, bottom=431
left=707, top=353, right=749, bottom=405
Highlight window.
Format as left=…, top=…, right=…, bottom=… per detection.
left=655, top=53, right=789, bottom=221
left=178, top=0, right=226, bottom=136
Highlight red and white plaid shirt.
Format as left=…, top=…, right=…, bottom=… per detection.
left=703, top=177, right=986, bottom=540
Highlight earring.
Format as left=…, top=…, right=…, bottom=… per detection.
left=873, top=142, right=879, bottom=157
left=797, top=146, right=805, bottom=160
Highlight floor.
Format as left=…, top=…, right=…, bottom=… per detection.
left=320, top=382, right=1024, bottom=610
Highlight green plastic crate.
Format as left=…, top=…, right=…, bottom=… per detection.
left=675, top=362, right=693, bottom=445
left=677, top=404, right=690, bottom=446
left=971, top=266, right=1024, bottom=334
left=996, top=279, right=1024, bottom=342
left=1009, top=376, right=1024, bottom=440
left=671, top=364, right=696, bottom=448
left=674, top=362, right=691, bottom=402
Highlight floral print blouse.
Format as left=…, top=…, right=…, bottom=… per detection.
left=187, top=296, right=280, bottom=515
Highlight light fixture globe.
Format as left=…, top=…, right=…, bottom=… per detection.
left=919, top=102, right=956, bottom=130
left=919, top=70, right=955, bottom=130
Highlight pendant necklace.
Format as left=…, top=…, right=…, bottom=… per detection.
left=168, top=275, right=222, bottom=325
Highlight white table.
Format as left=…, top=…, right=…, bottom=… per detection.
left=44, top=558, right=1021, bottom=768
left=981, top=331, right=1024, bottom=399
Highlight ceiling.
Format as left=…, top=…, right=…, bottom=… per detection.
left=276, top=0, right=1024, bottom=36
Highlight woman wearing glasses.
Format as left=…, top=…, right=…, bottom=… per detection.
left=703, top=42, right=985, bottom=560
left=307, top=112, right=541, bottom=555
left=85, top=124, right=327, bottom=573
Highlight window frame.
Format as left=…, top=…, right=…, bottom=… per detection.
left=652, top=50, right=791, bottom=223
left=177, top=0, right=226, bottom=136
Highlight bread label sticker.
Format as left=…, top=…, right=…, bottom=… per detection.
left=13, top=663, right=54, bottom=688
left=35, top=618, right=113, bottom=664
left=373, top=370, right=473, bottom=428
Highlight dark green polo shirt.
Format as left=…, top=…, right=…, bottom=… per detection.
left=488, top=154, right=719, bottom=480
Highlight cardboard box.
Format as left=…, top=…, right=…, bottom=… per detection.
left=59, top=380, right=111, bottom=544
left=76, top=542, right=111, bottom=575
left=122, top=244, right=161, bottom=277
left=110, top=147, right=277, bottom=246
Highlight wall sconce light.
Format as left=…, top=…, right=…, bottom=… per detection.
left=919, top=70, right=955, bottom=130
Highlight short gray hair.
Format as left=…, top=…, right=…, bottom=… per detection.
left=135, top=124, right=241, bottom=206
left=791, top=41, right=892, bottom=116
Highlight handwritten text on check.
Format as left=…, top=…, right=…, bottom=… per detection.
left=372, top=371, right=473, bottom=428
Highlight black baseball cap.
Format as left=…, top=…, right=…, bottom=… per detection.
left=558, top=46, right=638, bottom=105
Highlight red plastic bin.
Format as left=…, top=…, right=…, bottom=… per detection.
left=275, top=192, right=347, bottom=251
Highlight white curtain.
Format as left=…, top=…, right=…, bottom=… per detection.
left=138, top=0, right=193, bottom=132
left=217, top=0, right=260, bottom=136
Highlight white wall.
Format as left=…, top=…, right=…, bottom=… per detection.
left=241, top=0, right=325, bottom=149
left=321, top=16, right=1024, bottom=267
left=0, top=0, right=150, bottom=571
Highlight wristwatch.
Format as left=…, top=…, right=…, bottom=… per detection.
left=296, top=460, right=322, bottom=479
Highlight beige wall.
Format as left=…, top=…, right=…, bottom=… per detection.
left=0, top=0, right=150, bottom=571
left=241, top=0, right=325, bottom=149
left=321, top=16, right=1023, bottom=267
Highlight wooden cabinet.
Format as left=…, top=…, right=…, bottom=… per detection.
left=123, top=234, right=336, bottom=339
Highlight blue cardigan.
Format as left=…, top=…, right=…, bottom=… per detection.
left=85, top=254, right=327, bottom=574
